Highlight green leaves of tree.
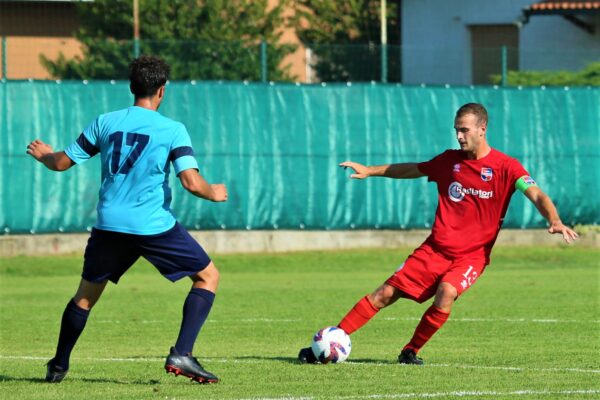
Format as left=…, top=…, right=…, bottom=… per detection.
left=491, top=62, right=600, bottom=86
left=41, top=0, right=296, bottom=81
left=292, top=0, right=399, bottom=82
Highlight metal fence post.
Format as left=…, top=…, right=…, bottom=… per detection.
left=380, top=0, right=388, bottom=83
left=134, top=39, right=140, bottom=58
left=261, top=39, right=267, bottom=83
left=381, top=43, right=388, bottom=83
left=501, top=45, right=507, bottom=86
left=1, top=36, right=7, bottom=80
left=133, top=39, right=140, bottom=58
left=133, top=0, right=140, bottom=58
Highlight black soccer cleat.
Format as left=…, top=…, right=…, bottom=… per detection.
left=45, top=359, right=68, bottom=383
left=164, top=347, right=219, bottom=384
left=297, top=347, right=318, bottom=364
left=398, top=348, right=424, bottom=365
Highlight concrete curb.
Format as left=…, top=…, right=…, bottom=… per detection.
left=0, top=229, right=597, bottom=257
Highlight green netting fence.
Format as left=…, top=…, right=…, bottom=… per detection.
left=1, top=81, right=598, bottom=233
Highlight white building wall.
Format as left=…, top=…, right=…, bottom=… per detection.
left=520, top=14, right=600, bottom=71
left=402, top=0, right=600, bottom=85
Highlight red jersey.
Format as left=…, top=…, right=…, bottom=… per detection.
left=417, top=148, right=529, bottom=261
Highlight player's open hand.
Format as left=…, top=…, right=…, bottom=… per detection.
left=339, top=161, right=370, bottom=179
left=548, top=221, right=578, bottom=244
left=210, top=184, right=228, bottom=202
left=26, top=139, right=54, bottom=162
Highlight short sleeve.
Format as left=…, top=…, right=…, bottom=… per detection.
left=506, top=157, right=530, bottom=187
left=64, top=117, right=100, bottom=164
left=169, top=125, right=199, bottom=175
left=417, top=150, right=452, bottom=182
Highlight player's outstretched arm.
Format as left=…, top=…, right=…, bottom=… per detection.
left=339, top=161, right=425, bottom=179
left=26, top=139, right=74, bottom=171
left=178, top=168, right=227, bottom=202
left=523, top=185, right=578, bottom=243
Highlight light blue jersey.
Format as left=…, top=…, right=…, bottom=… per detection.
left=64, top=106, right=198, bottom=235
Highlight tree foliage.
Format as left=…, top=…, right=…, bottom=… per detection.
left=491, top=62, right=600, bottom=86
left=41, top=0, right=296, bottom=81
left=292, top=0, right=400, bottom=82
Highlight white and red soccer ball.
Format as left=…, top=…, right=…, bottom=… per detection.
left=311, top=326, right=352, bottom=363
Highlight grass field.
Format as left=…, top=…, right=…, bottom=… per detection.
left=0, top=246, right=599, bottom=399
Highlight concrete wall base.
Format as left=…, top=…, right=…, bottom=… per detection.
left=0, top=229, right=597, bottom=257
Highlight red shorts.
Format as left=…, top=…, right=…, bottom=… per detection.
left=385, top=243, right=487, bottom=303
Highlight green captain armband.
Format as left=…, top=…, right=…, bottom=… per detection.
left=515, top=175, right=537, bottom=192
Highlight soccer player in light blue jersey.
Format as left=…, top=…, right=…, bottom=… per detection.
left=27, top=56, right=226, bottom=384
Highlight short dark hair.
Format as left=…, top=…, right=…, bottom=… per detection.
left=129, top=55, right=170, bottom=98
left=455, top=103, right=488, bottom=126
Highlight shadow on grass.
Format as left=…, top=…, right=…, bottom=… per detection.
left=0, top=375, right=47, bottom=383
left=233, top=355, right=299, bottom=364
left=232, top=356, right=395, bottom=365
left=0, top=375, right=162, bottom=385
left=348, top=358, right=396, bottom=365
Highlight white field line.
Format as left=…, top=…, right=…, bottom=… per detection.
left=240, top=390, right=600, bottom=400
left=91, top=317, right=600, bottom=324
left=1, top=355, right=599, bottom=375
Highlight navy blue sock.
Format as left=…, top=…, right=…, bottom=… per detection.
left=174, top=288, right=215, bottom=355
left=54, top=299, right=90, bottom=370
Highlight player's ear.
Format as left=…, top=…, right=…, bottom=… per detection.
left=157, top=86, right=165, bottom=100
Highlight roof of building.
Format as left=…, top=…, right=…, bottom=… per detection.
left=527, top=1, right=600, bottom=12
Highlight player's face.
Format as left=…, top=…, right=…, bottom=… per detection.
left=454, top=113, right=486, bottom=154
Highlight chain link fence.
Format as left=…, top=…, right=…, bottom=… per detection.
left=2, top=37, right=599, bottom=85
left=2, top=38, right=395, bottom=83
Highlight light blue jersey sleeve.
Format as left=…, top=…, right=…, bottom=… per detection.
left=169, top=125, right=199, bottom=175
left=64, top=117, right=101, bottom=164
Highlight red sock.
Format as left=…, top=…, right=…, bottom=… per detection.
left=337, top=296, right=379, bottom=335
left=404, top=305, right=450, bottom=353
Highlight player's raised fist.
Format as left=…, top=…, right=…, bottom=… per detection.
left=210, top=184, right=228, bottom=202
left=339, top=161, right=370, bottom=179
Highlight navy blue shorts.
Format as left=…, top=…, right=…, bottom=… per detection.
left=82, top=222, right=211, bottom=284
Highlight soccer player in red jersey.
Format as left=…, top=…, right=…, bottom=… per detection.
left=298, top=103, right=578, bottom=365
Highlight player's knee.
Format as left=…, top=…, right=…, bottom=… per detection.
left=434, top=282, right=457, bottom=310
left=208, top=265, right=220, bottom=286
left=369, top=284, right=398, bottom=309
left=192, top=262, right=219, bottom=288
left=445, top=285, right=458, bottom=299
left=73, top=279, right=106, bottom=310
